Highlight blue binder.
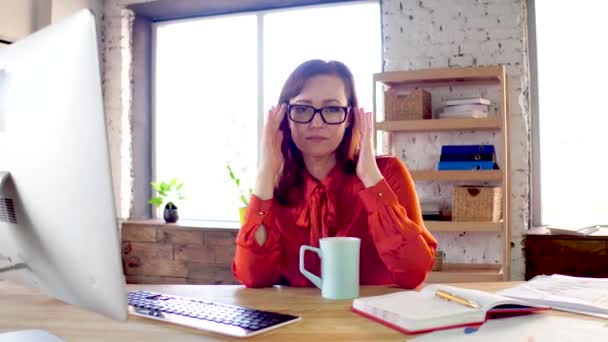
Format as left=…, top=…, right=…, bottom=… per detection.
left=438, top=161, right=496, bottom=170
left=441, top=145, right=495, bottom=155
left=440, top=152, right=495, bottom=162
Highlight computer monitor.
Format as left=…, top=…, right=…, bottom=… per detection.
left=0, top=9, right=127, bottom=321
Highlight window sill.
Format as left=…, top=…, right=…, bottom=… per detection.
left=121, top=218, right=240, bottom=231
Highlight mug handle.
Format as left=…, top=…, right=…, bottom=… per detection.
left=299, top=245, right=322, bottom=289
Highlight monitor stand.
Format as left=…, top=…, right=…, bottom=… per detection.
left=0, top=171, right=25, bottom=274
left=0, top=171, right=16, bottom=225
left=0, top=171, right=8, bottom=195
left=0, top=330, right=65, bottom=342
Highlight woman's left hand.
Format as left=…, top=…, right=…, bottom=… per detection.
left=355, top=107, right=384, bottom=188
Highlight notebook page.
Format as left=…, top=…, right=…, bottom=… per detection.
left=497, top=274, right=608, bottom=317
left=531, top=275, right=608, bottom=307
left=421, top=285, right=532, bottom=311
left=353, top=291, right=482, bottom=330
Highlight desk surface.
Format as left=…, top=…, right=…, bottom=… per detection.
left=0, top=281, right=597, bottom=341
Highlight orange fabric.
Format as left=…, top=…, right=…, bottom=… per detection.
left=232, top=156, right=437, bottom=289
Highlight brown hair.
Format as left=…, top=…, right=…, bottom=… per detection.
left=274, top=59, right=360, bottom=205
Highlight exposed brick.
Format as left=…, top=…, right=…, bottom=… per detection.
left=174, top=244, right=215, bottom=263
left=122, top=241, right=172, bottom=259
left=121, top=225, right=157, bottom=242
left=126, top=275, right=187, bottom=284
left=123, top=256, right=188, bottom=277
left=214, top=243, right=236, bottom=265
left=382, top=0, right=529, bottom=279
left=157, top=228, right=204, bottom=244
left=186, top=262, right=237, bottom=285
left=203, top=231, right=237, bottom=247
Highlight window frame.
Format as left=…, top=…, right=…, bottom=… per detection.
left=528, top=0, right=542, bottom=228
left=146, top=0, right=381, bottom=221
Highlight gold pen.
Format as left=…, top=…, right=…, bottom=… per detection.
left=435, top=289, right=480, bottom=309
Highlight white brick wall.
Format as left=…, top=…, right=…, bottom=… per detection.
left=382, top=0, right=530, bottom=279
left=102, top=0, right=151, bottom=218
left=103, top=0, right=531, bottom=279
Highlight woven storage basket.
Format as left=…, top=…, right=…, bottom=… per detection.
left=432, top=250, right=445, bottom=271
left=453, top=186, right=502, bottom=222
left=384, top=88, right=432, bottom=120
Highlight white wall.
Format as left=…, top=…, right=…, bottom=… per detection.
left=0, top=0, right=51, bottom=41
left=50, top=0, right=102, bottom=22
left=382, top=0, right=530, bottom=279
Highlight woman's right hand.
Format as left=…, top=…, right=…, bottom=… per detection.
left=253, top=104, right=287, bottom=200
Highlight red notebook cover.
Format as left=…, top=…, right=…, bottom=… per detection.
left=351, top=306, right=550, bottom=334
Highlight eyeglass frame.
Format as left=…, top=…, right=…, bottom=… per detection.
left=286, top=104, right=350, bottom=125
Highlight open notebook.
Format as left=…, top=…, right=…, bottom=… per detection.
left=351, top=284, right=549, bottom=334
left=497, top=274, right=608, bottom=318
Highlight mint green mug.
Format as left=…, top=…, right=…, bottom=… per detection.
left=299, top=237, right=361, bottom=300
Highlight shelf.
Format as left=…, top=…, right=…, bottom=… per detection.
left=373, top=65, right=511, bottom=281
left=374, top=65, right=503, bottom=86
left=427, top=263, right=504, bottom=283
left=425, top=221, right=502, bottom=233
left=410, top=170, right=502, bottom=181
left=376, top=117, right=501, bottom=132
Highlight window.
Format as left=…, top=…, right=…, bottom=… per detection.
left=531, top=1, right=608, bottom=226
left=154, top=2, right=381, bottom=222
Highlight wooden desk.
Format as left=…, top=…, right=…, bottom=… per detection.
left=0, top=281, right=598, bottom=341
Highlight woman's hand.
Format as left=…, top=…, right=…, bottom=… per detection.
left=355, top=107, right=384, bottom=188
left=253, top=104, right=287, bottom=199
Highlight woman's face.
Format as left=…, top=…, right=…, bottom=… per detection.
left=288, top=74, right=350, bottom=159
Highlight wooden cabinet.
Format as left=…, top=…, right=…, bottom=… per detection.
left=373, top=65, right=510, bottom=282
left=525, top=230, right=608, bottom=279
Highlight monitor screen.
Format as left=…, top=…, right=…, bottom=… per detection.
left=0, top=9, right=127, bottom=321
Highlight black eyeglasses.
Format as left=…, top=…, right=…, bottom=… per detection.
left=287, top=104, right=349, bottom=124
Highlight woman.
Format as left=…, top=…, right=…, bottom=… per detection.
left=232, top=59, right=437, bottom=289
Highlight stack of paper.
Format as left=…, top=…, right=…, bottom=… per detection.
left=543, top=224, right=605, bottom=236
left=497, top=274, right=608, bottom=318
left=438, top=98, right=491, bottom=118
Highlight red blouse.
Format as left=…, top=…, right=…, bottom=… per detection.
left=232, top=156, right=437, bottom=289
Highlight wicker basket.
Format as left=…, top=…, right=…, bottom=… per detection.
left=453, top=186, right=502, bottom=222
left=432, top=250, right=445, bottom=271
left=384, top=88, right=432, bottom=120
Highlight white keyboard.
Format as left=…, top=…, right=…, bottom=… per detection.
left=128, top=290, right=301, bottom=338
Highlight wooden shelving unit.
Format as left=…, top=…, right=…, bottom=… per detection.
left=374, top=65, right=504, bottom=86
left=373, top=65, right=511, bottom=282
left=425, top=221, right=503, bottom=233
left=428, top=263, right=504, bottom=283
left=376, top=117, right=501, bottom=132
left=410, top=170, right=502, bottom=182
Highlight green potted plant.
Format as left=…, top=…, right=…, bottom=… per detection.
left=226, top=164, right=252, bottom=225
left=148, top=178, right=185, bottom=223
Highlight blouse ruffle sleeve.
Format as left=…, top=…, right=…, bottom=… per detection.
left=358, top=157, right=437, bottom=289
left=232, top=194, right=282, bottom=288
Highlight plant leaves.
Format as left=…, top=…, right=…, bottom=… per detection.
left=148, top=197, right=163, bottom=207
left=227, top=165, right=236, bottom=180
left=240, top=195, right=248, bottom=206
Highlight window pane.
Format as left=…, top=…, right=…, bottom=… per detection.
left=536, top=1, right=608, bottom=224
left=155, top=15, right=258, bottom=221
left=154, top=3, right=382, bottom=222
left=263, top=3, right=382, bottom=112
